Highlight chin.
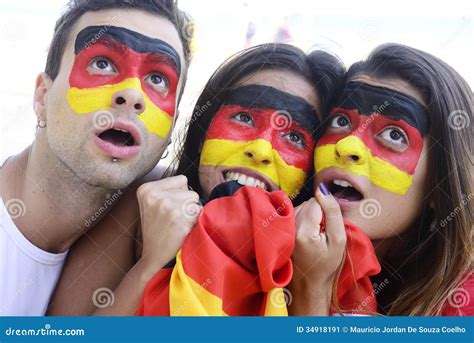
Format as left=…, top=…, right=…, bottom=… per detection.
left=87, top=170, right=136, bottom=190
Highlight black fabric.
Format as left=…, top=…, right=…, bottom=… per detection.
left=208, top=181, right=243, bottom=202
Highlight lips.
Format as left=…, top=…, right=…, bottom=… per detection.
left=222, top=168, right=277, bottom=191
left=319, top=168, right=365, bottom=208
left=94, top=121, right=142, bottom=160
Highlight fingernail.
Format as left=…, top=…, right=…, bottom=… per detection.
left=319, top=182, right=330, bottom=196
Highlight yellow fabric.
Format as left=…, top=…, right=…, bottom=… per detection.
left=169, top=251, right=228, bottom=316
left=314, top=135, right=413, bottom=195
left=263, top=288, right=289, bottom=316
left=67, top=77, right=172, bottom=138
left=168, top=251, right=288, bottom=316
left=200, top=138, right=307, bottom=197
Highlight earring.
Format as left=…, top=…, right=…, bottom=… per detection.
left=37, top=119, right=46, bottom=128
left=160, top=139, right=172, bottom=160
left=161, top=148, right=170, bottom=160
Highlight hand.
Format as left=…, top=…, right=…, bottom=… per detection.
left=136, top=175, right=202, bottom=273
left=289, top=184, right=346, bottom=315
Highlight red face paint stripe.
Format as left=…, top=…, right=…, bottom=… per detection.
left=318, top=108, right=424, bottom=174
left=69, top=39, right=178, bottom=116
left=206, top=105, right=315, bottom=171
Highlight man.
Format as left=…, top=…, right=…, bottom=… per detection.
left=0, top=0, right=198, bottom=315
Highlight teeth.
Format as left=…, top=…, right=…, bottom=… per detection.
left=115, top=128, right=129, bottom=133
left=224, top=172, right=268, bottom=190
left=333, top=179, right=353, bottom=188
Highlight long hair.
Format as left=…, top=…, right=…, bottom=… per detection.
left=346, top=43, right=473, bottom=315
left=171, top=43, right=345, bottom=201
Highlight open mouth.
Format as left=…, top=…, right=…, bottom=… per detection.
left=328, top=179, right=364, bottom=202
left=98, top=128, right=135, bottom=147
left=94, top=122, right=141, bottom=160
left=223, top=170, right=272, bottom=191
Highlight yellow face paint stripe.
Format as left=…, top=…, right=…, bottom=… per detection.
left=315, top=138, right=413, bottom=195
left=169, top=250, right=228, bottom=316
left=67, top=77, right=172, bottom=138
left=200, top=138, right=307, bottom=196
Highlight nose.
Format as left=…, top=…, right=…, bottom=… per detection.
left=335, top=135, right=367, bottom=164
left=244, top=139, right=274, bottom=165
left=111, top=88, right=146, bottom=114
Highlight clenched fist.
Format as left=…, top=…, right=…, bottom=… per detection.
left=136, top=175, right=202, bottom=271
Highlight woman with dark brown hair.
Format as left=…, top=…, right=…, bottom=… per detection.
left=291, top=43, right=473, bottom=316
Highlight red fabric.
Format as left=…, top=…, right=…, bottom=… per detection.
left=442, top=272, right=474, bottom=316
left=137, top=186, right=381, bottom=316
left=137, top=186, right=295, bottom=316
left=334, top=220, right=381, bottom=313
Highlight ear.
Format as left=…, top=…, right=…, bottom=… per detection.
left=33, top=72, right=52, bottom=122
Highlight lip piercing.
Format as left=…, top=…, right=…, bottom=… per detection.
left=112, top=158, right=118, bottom=162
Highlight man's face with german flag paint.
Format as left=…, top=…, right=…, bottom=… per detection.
left=315, top=77, right=431, bottom=240
left=199, top=82, right=321, bottom=199
left=42, top=10, right=185, bottom=189
left=67, top=25, right=180, bottom=139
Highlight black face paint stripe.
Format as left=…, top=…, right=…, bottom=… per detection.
left=223, top=85, right=321, bottom=137
left=75, top=25, right=181, bottom=74
left=337, top=82, right=430, bottom=136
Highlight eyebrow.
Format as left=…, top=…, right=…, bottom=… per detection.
left=337, top=82, right=430, bottom=136
left=75, top=25, right=181, bottom=74
left=223, top=85, right=322, bottom=138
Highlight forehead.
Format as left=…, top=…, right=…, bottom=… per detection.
left=65, top=8, right=185, bottom=75
left=237, top=69, right=321, bottom=115
left=350, top=74, right=425, bottom=106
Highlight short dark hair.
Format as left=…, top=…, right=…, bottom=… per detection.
left=173, top=43, right=346, bottom=201
left=45, top=0, right=193, bottom=80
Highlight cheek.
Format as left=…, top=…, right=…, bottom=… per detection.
left=349, top=160, right=429, bottom=240
left=273, top=143, right=313, bottom=173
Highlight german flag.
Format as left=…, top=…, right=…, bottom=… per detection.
left=334, top=220, right=381, bottom=314
left=137, top=186, right=295, bottom=316
left=136, top=186, right=381, bottom=316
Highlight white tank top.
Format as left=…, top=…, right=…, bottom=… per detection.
left=0, top=155, right=68, bottom=315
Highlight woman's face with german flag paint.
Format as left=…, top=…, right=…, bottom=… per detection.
left=315, top=76, right=431, bottom=241
left=199, top=70, right=322, bottom=200
left=41, top=9, right=185, bottom=189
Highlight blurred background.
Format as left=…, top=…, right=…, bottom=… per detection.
left=0, top=0, right=472, bottom=163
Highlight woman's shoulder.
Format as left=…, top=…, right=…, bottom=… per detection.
left=442, top=271, right=474, bottom=316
